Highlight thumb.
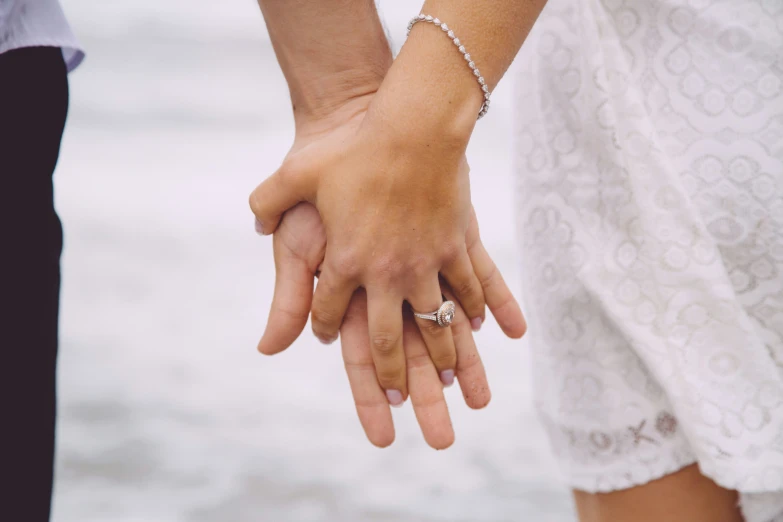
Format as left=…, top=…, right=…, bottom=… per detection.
left=249, top=157, right=316, bottom=236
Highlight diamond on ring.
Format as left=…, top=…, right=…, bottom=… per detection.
left=414, top=301, right=456, bottom=327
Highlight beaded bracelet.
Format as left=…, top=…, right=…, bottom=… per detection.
left=407, top=14, right=491, bottom=119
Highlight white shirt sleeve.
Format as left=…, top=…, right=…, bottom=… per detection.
left=0, top=0, right=85, bottom=72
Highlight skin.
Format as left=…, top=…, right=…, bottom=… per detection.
left=573, top=464, right=743, bottom=522
left=263, top=201, right=518, bottom=449
left=252, top=0, right=543, bottom=403
left=253, top=0, right=743, bottom=518
left=257, top=93, right=526, bottom=449
left=254, top=0, right=526, bottom=405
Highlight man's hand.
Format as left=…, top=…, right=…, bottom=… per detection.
left=259, top=202, right=499, bottom=449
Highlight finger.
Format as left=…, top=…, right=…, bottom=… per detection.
left=257, top=237, right=314, bottom=355
left=402, top=306, right=454, bottom=450
left=249, top=158, right=317, bottom=236
left=366, top=287, right=407, bottom=406
left=440, top=248, right=486, bottom=331
left=466, top=210, right=527, bottom=338
left=311, top=264, right=358, bottom=345
left=340, top=289, right=395, bottom=448
left=441, top=285, right=491, bottom=409
left=408, top=279, right=457, bottom=387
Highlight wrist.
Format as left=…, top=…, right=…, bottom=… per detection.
left=287, top=50, right=392, bottom=126
left=372, top=78, right=478, bottom=152
left=364, top=87, right=473, bottom=172
left=370, top=21, right=484, bottom=149
left=292, top=91, right=375, bottom=147
left=261, top=0, right=393, bottom=126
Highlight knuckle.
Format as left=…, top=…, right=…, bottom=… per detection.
left=454, top=278, right=480, bottom=302
left=275, top=156, right=309, bottom=189
left=439, top=241, right=461, bottom=264
left=274, top=302, right=308, bottom=324
left=371, top=256, right=404, bottom=284
left=405, top=353, right=433, bottom=370
left=432, top=350, right=457, bottom=369
left=406, top=255, right=433, bottom=279
left=479, top=263, right=499, bottom=290
left=371, top=331, right=400, bottom=356
left=310, top=305, right=339, bottom=328
left=457, top=349, right=482, bottom=373
left=377, top=367, right=403, bottom=387
left=332, top=250, right=362, bottom=280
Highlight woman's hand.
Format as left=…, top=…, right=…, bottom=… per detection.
left=260, top=202, right=514, bottom=449
left=250, top=94, right=508, bottom=404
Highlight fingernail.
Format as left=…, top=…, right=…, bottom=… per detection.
left=470, top=317, right=483, bottom=332
left=254, top=218, right=265, bottom=235
left=440, top=369, right=455, bottom=387
left=386, top=389, right=404, bottom=407
left=317, top=335, right=337, bottom=345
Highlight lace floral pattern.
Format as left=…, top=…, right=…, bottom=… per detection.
left=541, top=410, right=697, bottom=492
left=513, top=0, right=783, bottom=519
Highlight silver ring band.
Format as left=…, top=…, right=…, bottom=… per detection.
left=414, top=300, right=456, bottom=327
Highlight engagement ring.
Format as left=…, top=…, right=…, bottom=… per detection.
left=414, top=301, right=456, bottom=327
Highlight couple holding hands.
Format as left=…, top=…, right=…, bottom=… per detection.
left=6, top=0, right=781, bottom=520
left=251, top=2, right=531, bottom=450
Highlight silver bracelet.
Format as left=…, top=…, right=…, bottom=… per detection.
left=407, top=14, right=491, bottom=120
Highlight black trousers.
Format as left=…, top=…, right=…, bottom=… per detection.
left=0, top=46, right=69, bottom=521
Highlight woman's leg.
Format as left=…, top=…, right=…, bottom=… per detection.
left=573, top=464, right=743, bottom=522
left=0, top=46, right=69, bottom=521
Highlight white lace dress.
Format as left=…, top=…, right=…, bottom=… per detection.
left=513, top=0, right=783, bottom=519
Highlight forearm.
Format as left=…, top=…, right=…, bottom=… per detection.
left=257, top=0, right=393, bottom=124
left=372, top=0, right=547, bottom=144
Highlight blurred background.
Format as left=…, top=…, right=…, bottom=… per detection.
left=53, top=1, right=573, bottom=520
